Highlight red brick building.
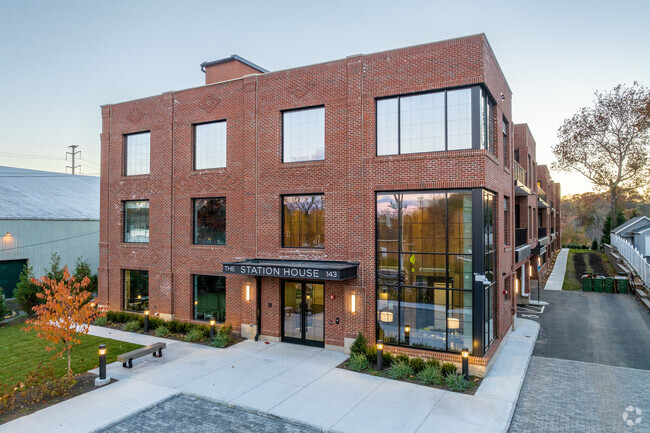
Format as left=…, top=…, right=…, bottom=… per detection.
left=98, top=34, right=560, bottom=375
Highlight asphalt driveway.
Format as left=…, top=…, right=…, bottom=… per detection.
left=527, top=290, right=650, bottom=369
left=511, top=290, right=650, bottom=433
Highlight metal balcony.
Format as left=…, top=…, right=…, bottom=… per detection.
left=514, top=161, right=530, bottom=196
left=515, top=228, right=528, bottom=247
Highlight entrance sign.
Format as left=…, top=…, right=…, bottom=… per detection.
left=222, top=259, right=358, bottom=281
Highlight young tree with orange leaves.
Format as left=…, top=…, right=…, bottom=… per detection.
left=25, top=267, right=103, bottom=377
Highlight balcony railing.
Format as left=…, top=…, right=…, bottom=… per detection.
left=515, top=228, right=528, bottom=248
left=538, top=227, right=547, bottom=238
left=514, top=161, right=527, bottom=186
left=536, top=184, right=547, bottom=202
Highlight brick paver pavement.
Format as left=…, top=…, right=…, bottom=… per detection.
left=509, top=356, right=650, bottom=433
left=97, top=394, right=319, bottom=433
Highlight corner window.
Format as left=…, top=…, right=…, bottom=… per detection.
left=193, top=275, right=226, bottom=322
left=483, top=190, right=496, bottom=351
left=193, top=198, right=226, bottom=245
left=124, top=270, right=148, bottom=311
left=282, top=195, right=324, bottom=248
left=194, top=121, right=227, bottom=170
left=377, top=86, right=495, bottom=155
left=283, top=107, right=325, bottom=162
left=124, top=200, right=149, bottom=243
left=124, top=132, right=150, bottom=176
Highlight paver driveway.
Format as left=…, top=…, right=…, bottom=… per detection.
left=510, top=290, right=650, bottom=433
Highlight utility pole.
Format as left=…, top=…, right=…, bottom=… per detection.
left=66, top=145, right=81, bottom=174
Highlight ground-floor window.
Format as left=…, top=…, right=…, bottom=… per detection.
left=124, top=269, right=149, bottom=311
left=193, top=275, right=226, bottom=322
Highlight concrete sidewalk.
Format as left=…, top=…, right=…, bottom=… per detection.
left=544, top=248, right=569, bottom=291
left=1, top=320, right=540, bottom=433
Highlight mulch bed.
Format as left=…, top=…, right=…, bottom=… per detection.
left=0, top=373, right=111, bottom=425
left=337, top=361, right=481, bottom=395
left=100, top=322, right=243, bottom=348
left=573, top=252, right=587, bottom=279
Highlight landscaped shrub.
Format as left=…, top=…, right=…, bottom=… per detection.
left=409, top=357, right=425, bottom=373
left=93, top=316, right=108, bottom=326
left=445, top=373, right=469, bottom=392
left=388, top=360, right=414, bottom=380
left=14, top=264, right=43, bottom=315
left=366, top=345, right=377, bottom=364
left=0, top=293, right=8, bottom=319
left=426, top=358, right=441, bottom=369
left=348, top=353, right=371, bottom=372
left=210, top=323, right=233, bottom=348
left=123, top=320, right=141, bottom=332
left=382, top=351, right=394, bottom=368
left=184, top=327, right=204, bottom=342
left=155, top=325, right=170, bottom=338
left=417, top=365, right=444, bottom=385
left=440, top=362, right=458, bottom=377
left=350, top=332, right=368, bottom=357
left=395, top=354, right=409, bottom=364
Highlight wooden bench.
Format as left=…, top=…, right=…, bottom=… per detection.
left=117, top=342, right=166, bottom=368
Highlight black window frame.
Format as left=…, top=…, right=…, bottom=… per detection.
left=192, top=197, right=226, bottom=246
left=123, top=269, right=149, bottom=312
left=192, top=119, right=228, bottom=171
left=281, top=193, right=325, bottom=249
left=123, top=200, right=150, bottom=244
left=375, top=85, right=496, bottom=156
left=281, top=105, right=326, bottom=164
left=192, top=274, right=227, bottom=322
left=123, top=131, right=151, bottom=176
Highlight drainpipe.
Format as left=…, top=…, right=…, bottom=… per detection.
left=255, top=276, right=261, bottom=341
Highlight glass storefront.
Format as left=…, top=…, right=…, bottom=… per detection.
left=376, top=190, right=473, bottom=353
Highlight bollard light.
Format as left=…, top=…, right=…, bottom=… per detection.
left=376, top=340, right=384, bottom=371
left=404, top=325, right=410, bottom=345
left=95, top=343, right=110, bottom=387
left=144, top=310, right=150, bottom=333
left=210, top=319, right=216, bottom=339
left=461, top=348, right=469, bottom=381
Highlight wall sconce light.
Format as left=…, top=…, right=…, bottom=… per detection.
left=210, top=319, right=216, bottom=339
left=529, top=264, right=532, bottom=277
left=351, top=294, right=356, bottom=313
left=515, top=278, right=519, bottom=294
left=461, top=348, right=469, bottom=380
left=245, top=283, right=251, bottom=301
left=143, top=310, right=149, bottom=332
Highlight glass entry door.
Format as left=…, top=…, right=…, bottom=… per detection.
left=282, top=281, right=324, bottom=347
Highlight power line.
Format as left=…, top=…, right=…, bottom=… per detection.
left=0, top=136, right=101, bottom=157
left=0, top=231, right=99, bottom=251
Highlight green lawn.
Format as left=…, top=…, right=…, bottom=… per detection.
left=562, top=249, right=617, bottom=291
left=0, top=320, right=142, bottom=385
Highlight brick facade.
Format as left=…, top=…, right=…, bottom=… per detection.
left=98, top=34, right=559, bottom=372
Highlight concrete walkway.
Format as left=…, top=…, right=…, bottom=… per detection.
left=1, top=320, right=540, bottom=433
left=544, top=248, right=569, bottom=290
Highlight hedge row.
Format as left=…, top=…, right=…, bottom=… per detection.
left=104, top=310, right=211, bottom=338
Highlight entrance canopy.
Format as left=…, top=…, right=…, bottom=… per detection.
left=222, top=258, right=359, bottom=281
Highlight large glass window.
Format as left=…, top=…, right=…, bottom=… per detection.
left=376, top=190, right=473, bottom=353
left=193, top=198, right=226, bottom=245
left=377, top=87, right=497, bottom=155
left=283, top=195, right=324, bottom=248
left=124, top=270, right=148, bottom=311
left=194, top=121, right=227, bottom=170
left=283, top=107, right=325, bottom=162
left=124, top=200, right=149, bottom=243
left=483, top=191, right=496, bottom=350
left=124, top=132, right=150, bottom=176
left=193, top=275, right=226, bottom=322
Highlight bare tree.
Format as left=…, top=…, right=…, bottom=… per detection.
left=552, top=82, right=650, bottom=227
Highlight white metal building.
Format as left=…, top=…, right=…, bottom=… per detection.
left=0, top=166, right=99, bottom=298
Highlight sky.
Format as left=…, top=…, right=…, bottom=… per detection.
left=0, top=0, right=648, bottom=195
